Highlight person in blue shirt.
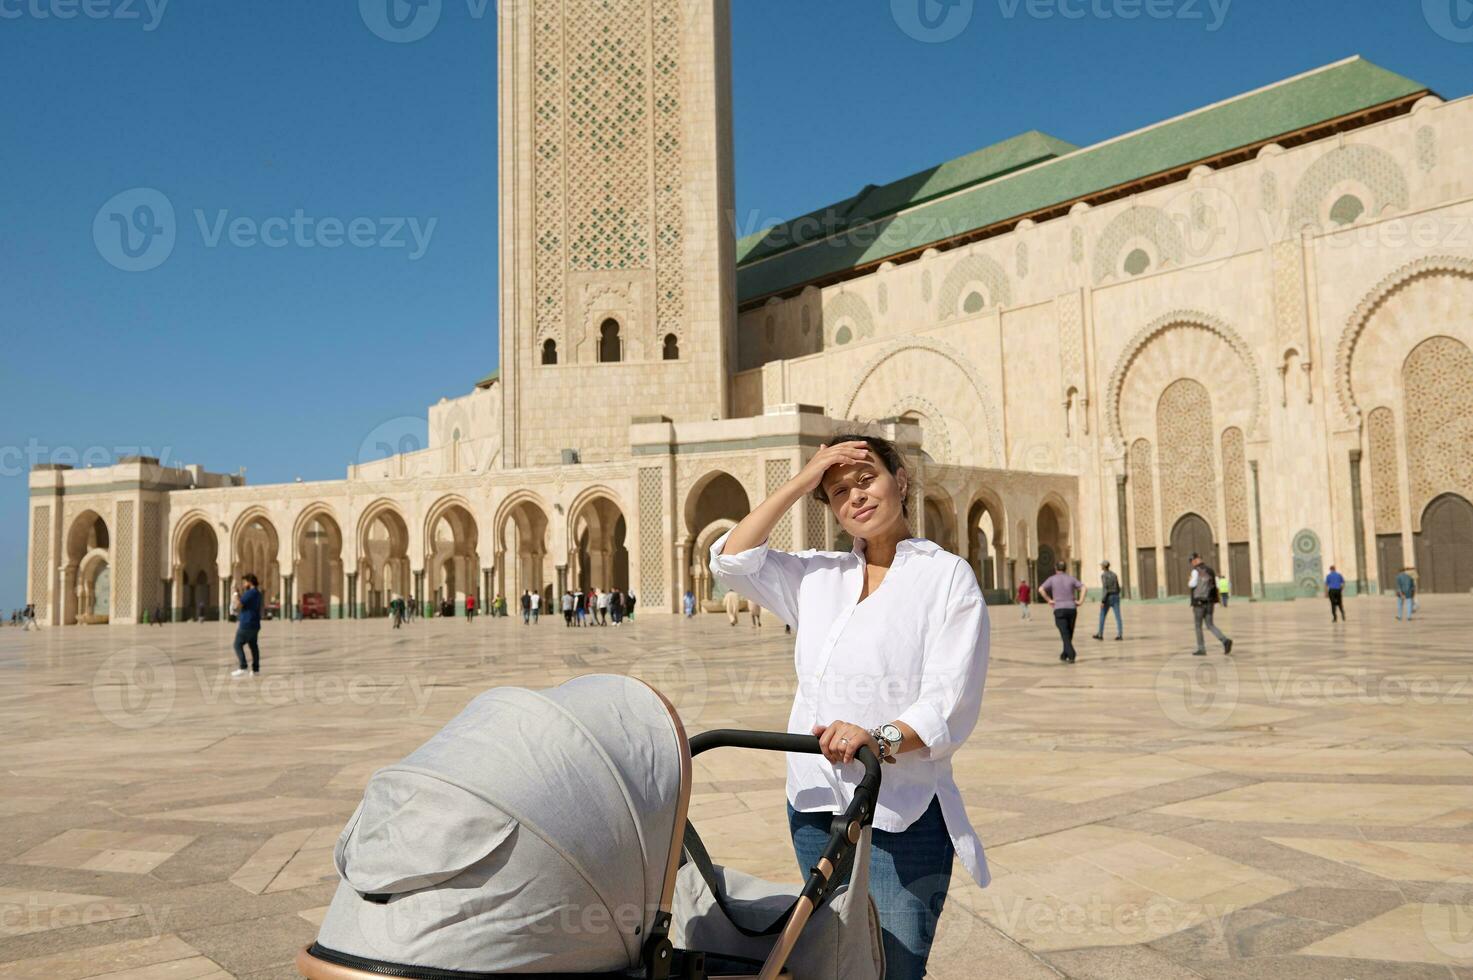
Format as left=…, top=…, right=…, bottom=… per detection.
left=232, top=574, right=263, bottom=677
left=1395, top=567, right=1417, bottom=621
left=1325, top=566, right=1346, bottom=622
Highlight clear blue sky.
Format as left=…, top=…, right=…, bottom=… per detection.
left=2, top=0, right=1467, bottom=606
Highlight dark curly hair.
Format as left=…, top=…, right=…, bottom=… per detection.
left=810, top=433, right=912, bottom=518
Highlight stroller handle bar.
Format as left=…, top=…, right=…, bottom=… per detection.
left=688, top=729, right=882, bottom=809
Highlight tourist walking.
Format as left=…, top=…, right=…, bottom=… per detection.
left=231, top=574, right=263, bottom=678
left=530, top=590, right=542, bottom=623
left=1395, top=567, right=1417, bottom=621
left=723, top=586, right=741, bottom=626
left=709, top=435, right=989, bottom=980
left=1218, top=571, right=1231, bottom=607
left=390, top=594, right=404, bottom=628
left=682, top=589, right=696, bottom=617
left=625, top=592, right=636, bottom=621
left=609, top=589, right=624, bottom=625
left=1040, top=562, right=1083, bottom=664
left=1016, top=580, right=1031, bottom=620
left=574, top=588, right=586, bottom=625
left=595, top=588, right=608, bottom=625
left=562, top=590, right=574, bottom=626
left=465, top=593, right=476, bottom=621
left=1325, top=565, right=1347, bottom=621
left=23, top=604, right=38, bottom=630
left=1188, top=553, right=1233, bottom=656
left=1092, top=560, right=1123, bottom=641
left=520, top=590, right=531, bottom=624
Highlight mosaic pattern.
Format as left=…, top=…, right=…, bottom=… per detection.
left=140, top=500, right=162, bottom=611
left=804, top=496, right=826, bottom=551
left=638, top=466, right=665, bottom=601
left=1092, top=205, right=1185, bottom=283
left=1156, top=379, right=1218, bottom=530
left=1272, top=239, right=1308, bottom=378
left=30, top=504, right=49, bottom=607
left=1367, top=407, right=1402, bottom=534
left=1057, top=291, right=1086, bottom=416
left=1403, top=336, right=1473, bottom=526
left=1292, top=528, right=1323, bottom=595
left=1416, top=125, right=1437, bottom=173
left=1015, top=240, right=1029, bottom=279
left=822, top=291, right=875, bottom=346
left=936, top=252, right=1012, bottom=317
left=1069, top=226, right=1084, bottom=265
left=1221, top=427, right=1249, bottom=542
left=114, top=501, right=135, bottom=620
left=1129, top=439, right=1157, bottom=548
left=651, top=0, right=684, bottom=340
left=765, top=459, right=793, bottom=551
left=533, top=0, right=566, bottom=340
left=1289, top=144, right=1409, bottom=232
left=1259, top=170, right=1279, bottom=213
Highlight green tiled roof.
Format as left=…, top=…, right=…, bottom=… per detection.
left=736, top=57, right=1429, bottom=304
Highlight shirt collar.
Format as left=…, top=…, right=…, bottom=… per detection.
left=851, top=536, right=940, bottom=561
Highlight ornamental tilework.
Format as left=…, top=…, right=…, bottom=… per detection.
left=1221, top=428, right=1249, bottom=542
left=1292, top=529, right=1323, bottom=596
left=533, top=0, right=566, bottom=339
left=1271, top=239, right=1309, bottom=368
left=1402, top=336, right=1473, bottom=527
left=1156, top=379, right=1218, bottom=529
left=1092, top=206, right=1185, bottom=283
left=1367, top=406, right=1402, bottom=534
left=652, top=0, right=684, bottom=339
left=1259, top=170, right=1279, bottom=213
left=823, top=292, right=875, bottom=345
left=936, top=253, right=1012, bottom=317
left=1070, top=226, right=1084, bottom=265
left=1288, top=144, right=1409, bottom=231
left=31, top=505, right=50, bottom=606
left=1057, top=290, right=1086, bottom=406
left=141, top=500, right=162, bottom=610
left=1416, top=126, right=1437, bottom=173
left=1129, top=439, right=1157, bottom=548
left=1015, top=241, right=1029, bottom=279
left=115, top=501, right=135, bottom=619
left=804, top=497, right=826, bottom=551
left=765, top=459, right=793, bottom=551
left=637, top=466, right=665, bottom=601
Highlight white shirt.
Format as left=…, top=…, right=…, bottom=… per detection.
left=709, top=530, right=991, bottom=887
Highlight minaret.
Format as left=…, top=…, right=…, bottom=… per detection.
left=497, top=0, right=736, bottom=468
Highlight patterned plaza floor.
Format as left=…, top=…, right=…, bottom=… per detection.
left=2, top=594, right=1471, bottom=979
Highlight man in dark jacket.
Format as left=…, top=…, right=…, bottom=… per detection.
left=1092, top=560, right=1123, bottom=641
left=1188, top=554, right=1232, bottom=656
left=231, top=574, right=263, bottom=677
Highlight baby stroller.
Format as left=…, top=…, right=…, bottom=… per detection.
left=297, top=674, right=884, bottom=980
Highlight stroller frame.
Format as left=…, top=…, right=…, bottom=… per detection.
left=297, top=682, right=881, bottom=980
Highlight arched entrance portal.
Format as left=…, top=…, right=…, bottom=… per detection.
left=967, top=497, right=1005, bottom=593
left=572, top=495, right=629, bottom=592
left=1036, top=501, right=1070, bottom=584
left=686, top=473, right=751, bottom=609
left=1166, top=513, right=1217, bottom=596
left=1417, top=494, right=1473, bottom=594
left=427, top=502, right=479, bottom=616
left=233, top=514, right=281, bottom=614
left=63, top=511, right=110, bottom=625
left=297, top=511, right=345, bottom=618
left=359, top=506, right=409, bottom=618
left=176, top=519, right=218, bottom=621
left=499, top=499, right=550, bottom=606
left=923, top=495, right=957, bottom=554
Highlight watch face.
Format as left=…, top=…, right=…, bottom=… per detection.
left=880, top=724, right=902, bottom=744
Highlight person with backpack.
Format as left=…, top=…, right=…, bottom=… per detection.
left=1091, top=560, right=1123, bottom=641
left=1188, top=553, right=1233, bottom=656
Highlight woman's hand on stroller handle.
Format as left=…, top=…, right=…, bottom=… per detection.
left=812, top=721, right=877, bottom=765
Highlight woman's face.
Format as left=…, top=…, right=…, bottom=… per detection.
left=821, top=454, right=908, bottom=541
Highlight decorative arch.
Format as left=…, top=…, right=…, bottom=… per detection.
left=936, top=252, right=1012, bottom=317
left=840, top=337, right=1004, bottom=467
left=884, top=395, right=954, bottom=465
left=965, top=489, right=1007, bottom=591
left=494, top=490, right=552, bottom=549
left=1289, top=143, right=1409, bottom=232
left=169, top=509, right=216, bottom=564
left=1092, top=205, right=1186, bottom=283
left=822, top=292, right=876, bottom=346
left=569, top=488, right=629, bottom=592
left=422, top=494, right=479, bottom=557
left=1105, top=310, right=1264, bottom=452
left=1335, top=256, right=1473, bottom=424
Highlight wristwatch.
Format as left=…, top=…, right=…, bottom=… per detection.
left=870, top=724, right=902, bottom=764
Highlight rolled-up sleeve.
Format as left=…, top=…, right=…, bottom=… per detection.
left=896, top=563, right=989, bottom=762
left=708, top=529, right=806, bottom=629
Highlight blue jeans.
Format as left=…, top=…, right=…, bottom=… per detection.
left=233, top=626, right=260, bottom=672
left=1096, top=593, right=1122, bottom=637
left=1398, top=595, right=1417, bottom=619
left=789, top=797, right=953, bottom=980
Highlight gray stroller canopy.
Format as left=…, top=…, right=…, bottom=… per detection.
left=314, top=674, right=689, bottom=976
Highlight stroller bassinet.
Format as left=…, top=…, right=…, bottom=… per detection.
left=297, top=675, right=882, bottom=980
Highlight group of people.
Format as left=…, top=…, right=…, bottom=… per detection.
left=6, top=605, right=39, bottom=629
left=557, top=587, right=634, bottom=626
left=1025, top=552, right=1234, bottom=663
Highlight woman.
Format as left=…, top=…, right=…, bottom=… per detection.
left=710, top=435, right=989, bottom=980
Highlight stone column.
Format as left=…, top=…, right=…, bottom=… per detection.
left=346, top=572, right=358, bottom=619
left=1116, top=474, right=1132, bottom=597
left=556, top=564, right=567, bottom=597
left=674, top=541, right=690, bottom=599
left=1348, top=449, right=1369, bottom=595
left=1250, top=461, right=1267, bottom=599
left=282, top=573, right=294, bottom=621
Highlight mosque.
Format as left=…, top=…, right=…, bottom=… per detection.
left=26, top=0, right=1473, bottom=624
